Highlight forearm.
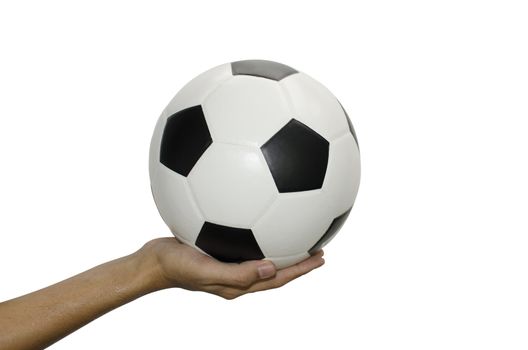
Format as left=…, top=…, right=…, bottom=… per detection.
left=0, top=245, right=165, bottom=350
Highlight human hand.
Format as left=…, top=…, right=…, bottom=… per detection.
left=140, top=237, right=325, bottom=300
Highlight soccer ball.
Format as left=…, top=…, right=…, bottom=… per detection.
left=149, top=60, right=360, bottom=269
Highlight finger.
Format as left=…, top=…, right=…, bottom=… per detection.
left=246, top=250, right=325, bottom=293
left=205, top=259, right=277, bottom=289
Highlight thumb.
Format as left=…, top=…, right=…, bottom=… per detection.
left=212, top=260, right=277, bottom=288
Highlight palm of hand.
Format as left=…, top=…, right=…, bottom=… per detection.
left=145, top=237, right=325, bottom=300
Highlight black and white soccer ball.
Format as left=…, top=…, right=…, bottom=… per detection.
left=149, top=60, right=360, bottom=269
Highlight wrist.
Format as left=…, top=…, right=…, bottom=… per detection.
left=134, top=239, right=173, bottom=293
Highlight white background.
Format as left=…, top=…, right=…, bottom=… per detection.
left=1, top=1, right=527, bottom=349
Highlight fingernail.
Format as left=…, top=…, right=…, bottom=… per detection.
left=257, top=263, right=275, bottom=279
left=310, top=249, right=324, bottom=257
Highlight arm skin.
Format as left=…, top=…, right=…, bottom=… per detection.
left=0, top=237, right=325, bottom=350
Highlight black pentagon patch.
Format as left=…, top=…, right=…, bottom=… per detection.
left=231, top=59, right=298, bottom=81
left=261, top=119, right=329, bottom=193
left=160, top=105, right=212, bottom=177
left=309, top=207, right=352, bottom=254
left=338, top=101, right=359, bottom=149
left=196, top=222, right=265, bottom=263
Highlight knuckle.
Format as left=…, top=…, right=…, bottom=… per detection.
left=220, top=290, right=240, bottom=300
left=231, top=274, right=252, bottom=289
left=220, top=293, right=234, bottom=300
left=271, top=278, right=288, bottom=289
